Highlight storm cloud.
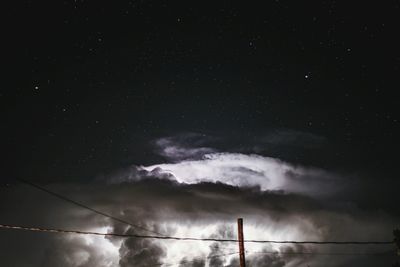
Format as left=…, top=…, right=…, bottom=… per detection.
left=0, top=134, right=398, bottom=266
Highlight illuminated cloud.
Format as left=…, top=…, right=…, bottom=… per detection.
left=154, top=134, right=217, bottom=161
left=141, top=152, right=339, bottom=197
left=0, top=135, right=397, bottom=266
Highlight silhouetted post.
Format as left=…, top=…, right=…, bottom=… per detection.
left=237, top=218, right=246, bottom=267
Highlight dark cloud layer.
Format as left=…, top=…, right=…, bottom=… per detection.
left=1, top=164, right=398, bottom=266
left=1, top=132, right=399, bottom=266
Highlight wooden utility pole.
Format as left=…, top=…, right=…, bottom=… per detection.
left=237, top=218, right=246, bottom=267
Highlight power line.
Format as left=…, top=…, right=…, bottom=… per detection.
left=0, top=224, right=394, bottom=245
left=17, top=178, right=165, bottom=236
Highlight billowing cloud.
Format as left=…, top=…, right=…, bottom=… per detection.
left=153, top=133, right=217, bottom=161
left=42, top=231, right=120, bottom=267
left=119, top=231, right=165, bottom=267
left=0, top=134, right=398, bottom=266
left=141, top=152, right=340, bottom=197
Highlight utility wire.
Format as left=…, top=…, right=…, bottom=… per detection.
left=17, top=179, right=165, bottom=236
left=0, top=224, right=394, bottom=245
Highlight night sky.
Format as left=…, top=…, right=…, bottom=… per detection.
left=1, top=1, right=400, bottom=266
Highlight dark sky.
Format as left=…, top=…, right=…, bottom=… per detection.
left=1, top=1, right=400, bottom=266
